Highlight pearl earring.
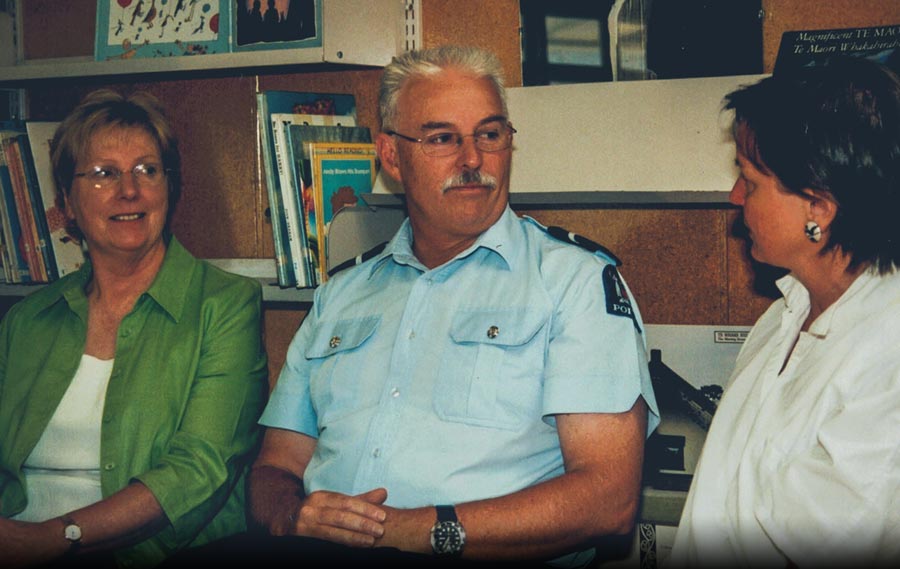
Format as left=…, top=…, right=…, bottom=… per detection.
left=804, top=221, right=822, bottom=243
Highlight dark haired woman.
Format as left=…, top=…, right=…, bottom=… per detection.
left=671, top=57, right=900, bottom=568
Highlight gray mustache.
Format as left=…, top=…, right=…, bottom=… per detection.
left=442, top=170, right=498, bottom=191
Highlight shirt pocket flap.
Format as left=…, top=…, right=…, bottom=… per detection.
left=449, top=308, right=546, bottom=347
left=305, top=315, right=381, bottom=358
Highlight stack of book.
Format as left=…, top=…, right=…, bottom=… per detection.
left=257, top=90, right=378, bottom=288
left=0, top=120, right=85, bottom=284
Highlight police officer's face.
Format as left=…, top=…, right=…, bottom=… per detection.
left=377, top=68, right=512, bottom=257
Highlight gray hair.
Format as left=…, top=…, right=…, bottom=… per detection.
left=378, top=45, right=507, bottom=130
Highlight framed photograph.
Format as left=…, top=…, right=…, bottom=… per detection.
left=95, top=0, right=231, bottom=61
left=233, top=0, right=321, bottom=52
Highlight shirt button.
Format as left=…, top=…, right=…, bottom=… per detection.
left=408, top=330, right=416, bottom=339
left=390, top=387, right=400, bottom=398
left=103, top=463, right=116, bottom=471
left=372, top=448, right=381, bottom=458
left=329, top=336, right=341, bottom=349
left=487, top=325, right=500, bottom=339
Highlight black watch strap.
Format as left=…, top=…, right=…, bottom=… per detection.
left=431, top=504, right=465, bottom=557
left=435, top=504, right=458, bottom=523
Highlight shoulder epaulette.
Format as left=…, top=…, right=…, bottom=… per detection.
left=326, top=241, right=389, bottom=277
left=545, top=226, right=622, bottom=267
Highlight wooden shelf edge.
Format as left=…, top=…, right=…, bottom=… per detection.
left=362, top=191, right=736, bottom=208
left=0, top=258, right=314, bottom=306
left=0, top=48, right=333, bottom=84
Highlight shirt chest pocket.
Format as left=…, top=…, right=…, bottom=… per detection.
left=305, top=315, right=381, bottom=422
left=435, top=308, right=549, bottom=430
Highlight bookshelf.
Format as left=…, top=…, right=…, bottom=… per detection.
left=0, top=258, right=316, bottom=305
left=0, top=0, right=420, bottom=305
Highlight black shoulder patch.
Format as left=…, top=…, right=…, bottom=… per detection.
left=602, top=264, right=641, bottom=333
left=327, top=241, right=389, bottom=277
left=545, top=226, right=622, bottom=267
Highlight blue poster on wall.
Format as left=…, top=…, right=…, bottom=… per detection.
left=94, top=0, right=231, bottom=60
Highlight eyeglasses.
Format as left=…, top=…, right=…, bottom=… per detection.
left=74, top=163, right=169, bottom=189
left=385, top=122, right=516, bottom=157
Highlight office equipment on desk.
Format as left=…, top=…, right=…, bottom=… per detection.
left=629, top=324, right=751, bottom=568
left=641, top=324, right=750, bottom=493
left=650, top=349, right=721, bottom=431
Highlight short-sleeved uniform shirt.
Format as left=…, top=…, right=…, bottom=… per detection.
left=261, top=207, right=659, bottom=508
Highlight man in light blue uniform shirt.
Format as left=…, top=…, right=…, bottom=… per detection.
left=249, top=45, right=659, bottom=567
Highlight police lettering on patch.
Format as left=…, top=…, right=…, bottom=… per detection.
left=602, top=265, right=640, bottom=332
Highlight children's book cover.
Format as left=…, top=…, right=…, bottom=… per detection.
left=273, top=113, right=356, bottom=287
left=308, top=142, right=376, bottom=283
left=287, top=125, right=370, bottom=285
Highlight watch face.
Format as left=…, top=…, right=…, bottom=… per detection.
left=431, top=521, right=466, bottom=555
left=64, top=524, right=83, bottom=542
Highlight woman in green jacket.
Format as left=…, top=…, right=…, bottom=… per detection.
left=0, top=89, right=268, bottom=567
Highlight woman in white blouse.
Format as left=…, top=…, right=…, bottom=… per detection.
left=670, top=56, right=900, bottom=568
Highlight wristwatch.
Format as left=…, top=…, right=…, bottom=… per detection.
left=430, top=505, right=466, bottom=557
left=60, top=515, right=83, bottom=555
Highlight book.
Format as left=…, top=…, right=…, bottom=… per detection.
left=307, top=141, right=377, bottom=283
left=15, top=132, right=57, bottom=281
left=1, top=136, right=47, bottom=281
left=286, top=124, right=371, bottom=286
left=0, top=122, right=30, bottom=283
left=25, top=121, right=85, bottom=279
left=271, top=112, right=356, bottom=288
left=774, top=24, right=900, bottom=76
left=0, top=142, right=26, bottom=282
left=256, top=90, right=357, bottom=286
